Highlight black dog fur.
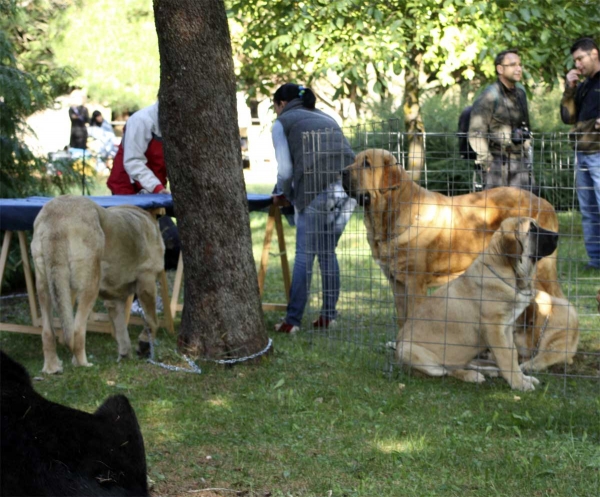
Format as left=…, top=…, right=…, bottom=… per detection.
left=0, top=350, right=149, bottom=496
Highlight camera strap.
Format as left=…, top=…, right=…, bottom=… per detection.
left=497, top=81, right=530, bottom=130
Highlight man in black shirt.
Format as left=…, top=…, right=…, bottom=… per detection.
left=560, top=37, right=600, bottom=270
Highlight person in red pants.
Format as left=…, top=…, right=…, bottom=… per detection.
left=108, top=102, right=180, bottom=270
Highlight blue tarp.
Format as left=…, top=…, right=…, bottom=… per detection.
left=0, top=194, right=273, bottom=231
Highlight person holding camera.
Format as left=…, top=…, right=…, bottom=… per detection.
left=468, top=49, right=537, bottom=193
left=560, top=37, right=600, bottom=271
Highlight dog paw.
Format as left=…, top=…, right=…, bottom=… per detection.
left=464, top=371, right=486, bottom=383
left=512, top=375, right=537, bottom=391
left=117, top=353, right=131, bottom=363
left=42, top=361, right=63, bottom=375
left=72, top=356, right=93, bottom=367
left=520, top=360, right=538, bottom=373
left=523, top=374, right=540, bottom=385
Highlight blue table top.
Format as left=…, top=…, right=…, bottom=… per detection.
left=0, top=194, right=274, bottom=231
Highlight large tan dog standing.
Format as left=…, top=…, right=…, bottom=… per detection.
left=31, top=196, right=165, bottom=374
left=341, top=149, right=564, bottom=323
left=394, top=217, right=558, bottom=391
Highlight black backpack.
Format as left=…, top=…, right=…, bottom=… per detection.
left=457, top=105, right=476, bottom=161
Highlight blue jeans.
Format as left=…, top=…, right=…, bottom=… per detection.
left=284, top=181, right=356, bottom=326
left=576, top=152, right=600, bottom=268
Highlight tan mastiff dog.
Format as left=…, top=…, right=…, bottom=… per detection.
left=31, top=195, right=165, bottom=374
left=394, top=217, right=558, bottom=391
left=341, top=148, right=564, bottom=325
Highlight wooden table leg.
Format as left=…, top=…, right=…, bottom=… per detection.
left=273, top=206, right=291, bottom=302
left=17, top=231, right=39, bottom=326
left=171, top=252, right=184, bottom=318
left=0, top=231, right=13, bottom=294
left=158, top=270, right=175, bottom=334
left=257, top=206, right=276, bottom=297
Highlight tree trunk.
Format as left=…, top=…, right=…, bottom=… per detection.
left=153, top=0, right=269, bottom=359
left=403, top=47, right=425, bottom=181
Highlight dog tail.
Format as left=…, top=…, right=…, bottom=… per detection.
left=43, top=236, right=75, bottom=351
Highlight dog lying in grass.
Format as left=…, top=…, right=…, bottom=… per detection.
left=393, top=217, right=558, bottom=391
left=0, top=350, right=149, bottom=496
left=31, top=195, right=165, bottom=373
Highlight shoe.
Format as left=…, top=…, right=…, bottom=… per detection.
left=312, top=316, right=337, bottom=329
left=274, top=321, right=300, bottom=334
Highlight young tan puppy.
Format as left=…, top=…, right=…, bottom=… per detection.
left=394, top=217, right=558, bottom=391
left=31, top=195, right=164, bottom=374
left=514, top=290, right=579, bottom=372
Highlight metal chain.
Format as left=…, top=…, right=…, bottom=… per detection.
left=146, top=328, right=202, bottom=375
left=138, top=299, right=272, bottom=372
left=207, top=338, right=273, bottom=365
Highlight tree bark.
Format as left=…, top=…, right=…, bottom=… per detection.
left=153, top=0, right=269, bottom=359
left=403, top=47, right=425, bottom=181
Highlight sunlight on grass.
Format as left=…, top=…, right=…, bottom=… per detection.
left=206, top=395, right=232, bottom=411
left=373, top=435, right=427, bottom=454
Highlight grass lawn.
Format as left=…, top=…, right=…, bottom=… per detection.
left=1, top=181, right=598, bottom=496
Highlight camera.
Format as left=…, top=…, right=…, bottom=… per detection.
left=511, top=125, right=531, bottom=145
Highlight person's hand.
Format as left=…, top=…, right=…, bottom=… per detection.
left=566, top=69, right=581, bottom=88
left=595, top=118, right=600, bottom=130
left=159, top=189, right=171, bottom=194
left=272, top=194, right=291, bottom=207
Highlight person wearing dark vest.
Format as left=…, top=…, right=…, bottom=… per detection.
left=271, top=83, right=357, bottom=334
left=468, top=49, right=536, bottom=193
left=560, top=37, right=600, bottom=270
left=107, top=101, right=169, bottom=195
left=107, top=101, right=180, bottom=272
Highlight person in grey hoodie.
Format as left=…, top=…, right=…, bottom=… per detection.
left=271, top=83, right=356, bottom=333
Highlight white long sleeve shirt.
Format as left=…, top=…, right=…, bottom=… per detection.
left=123, top=102, right=163, bottom=193
left=272, top=120, right=294, bottom=200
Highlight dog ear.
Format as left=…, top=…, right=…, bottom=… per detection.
left=379, top=152, right=403, bottom=193
left=357, top=153, right=372, bottom=168
left=500, top=230, right=522, bottom=257
left=501, top=218, right=531, bottom=257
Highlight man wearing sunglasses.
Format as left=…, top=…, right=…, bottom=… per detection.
left=468, top=49, right=536, bottom=193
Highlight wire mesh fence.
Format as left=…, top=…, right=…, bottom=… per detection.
left=303, top=121, right=599, bottom=391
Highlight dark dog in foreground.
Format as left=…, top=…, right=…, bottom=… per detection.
left=0, top=350, right=148, bottom=496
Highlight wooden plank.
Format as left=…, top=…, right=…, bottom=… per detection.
left=261, top=303, right=288, bottom=312
left=0, top=322, right=45, bottom=335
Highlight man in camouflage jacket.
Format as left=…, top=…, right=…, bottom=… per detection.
left=468, top=49, right=536, bottom=193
